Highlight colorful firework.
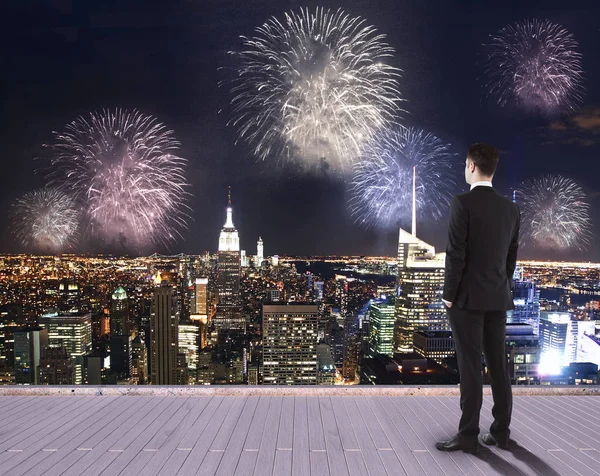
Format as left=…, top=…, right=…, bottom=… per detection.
left=517, top=175, right=591, bottom=251
left=11, top=187, right=79, bottom=252
left=44, top=109, right=190, bottom=249
left=350, top=126, right=456, bottom=230
left=227, top=7, right=403, bottom=176
left=482, top=19, right=583, bottom=115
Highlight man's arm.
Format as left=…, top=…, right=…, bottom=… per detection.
left=506, top=205, right=520, bottom=281
left=443, top=195, right=468, bottom=304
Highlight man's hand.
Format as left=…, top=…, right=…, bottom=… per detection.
left=442, top=299, right=453, bottom=309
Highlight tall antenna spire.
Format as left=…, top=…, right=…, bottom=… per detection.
left=228, top=185, right=231, bottom=206
left=411, top=166, right=417, bottom=236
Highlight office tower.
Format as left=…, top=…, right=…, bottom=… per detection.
left=192, top=278, right=209, bottom=318
left=38, top=347, right=74, bottom=385
left=240, top=250, right=247, bottom=268
left=317, top=344, right=336, bottom=385
left=109, top=286, right=131, bottom=376
left=39, top=312, right=92, bottom=384
left=83, top=355, right=102, bottom=385
left=539, top=312, right=569, bottom=367
left=271, top=255, right=279, bottom=267
left=58, top=280, right=80, bottom=313
left=215, top=190, right=244, bottom=329
left=569, top=320, right=596, bottom=363
left=262, top=304, right=318, bottom=385
left=313, top=281, right=324, bottom=302
left=505, top=324, right=540, bottom=385
left=150, top=283, right=178, bottom=385
left=14, top=327, right=48, bottom=384
left=577, top=333, right=600, bottom=367
left=257, top=237, right=264, bottom=267
left=179, top=321, right=199, bottom=382
left=0, top=304, right=24, bottom=370
left=413, top=331, right=455, bottom=364
left=507, top=274, right=541, bottom=335
left=131, top=336, right=148, bottom=384
left=395, top=228, right=447, bottom=352
left=197, top=348, right=215, bottom=385
left=342, top=332, right=360, bottom=382
left=110, top=286, right=129, bottom=337
left=368, top=301, right=396, bottom=357
left=306, top=272, right=313, bottom=298
left=177, top=353, right=189, bottom=385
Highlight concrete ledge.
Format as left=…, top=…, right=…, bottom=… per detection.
left=0, top=385, right=598, bottom=397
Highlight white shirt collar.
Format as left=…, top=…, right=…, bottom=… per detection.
left=470, top=181, right=493, bottom=191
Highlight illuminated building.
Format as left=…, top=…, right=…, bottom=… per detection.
left=317, top=344, right=336, bottom=385
left=110, top=286, right=131, bottom=377
left=110, top=286, right=129, bottom=337
left=271, top=255, right=279, bottom=267
left=38, top=346, right=74, bottom=385
left=241, top=250, right=248, bottom=268
left=58, top=280, right=80, bottom=313
left=178, top=321, right=199, bottom=381
left=507, top=272, right=541, bottom=335
left=131, top=335, right=147, bottom=385
left=192, top=278, right=209, bottom=317
left=505, top=324, right=540, bottom=385
left=257, top=237, right=264, bottom=267
left=413, top=331, right=454, bottom=364
left=540, top=312, right=596, bottom=367
left=395, top=228, right=447, bottom=353
left=577, top=333, right=600, bottom=367
left=368, top=301, right=396, bottom=357
left=215, top=189, right=244, bottom=329
left=39, top=312, right=92, bottom=384
left=14, top=327, right=48, bottom=384
left=150, top=282, right=178, bottom=385
left=262, top=304, right=318, bottom=385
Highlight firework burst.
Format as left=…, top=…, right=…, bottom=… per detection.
left=517, top=175, right=591, bottom=251
left=350, top=126, right=456, bottom=230
left=227, top=7, right=403, bottom=176
left=44, top=109, right=190, bottom=249
left=11, top=187, right=79, bottom=252
left=482, top=19, right=583, bottom=115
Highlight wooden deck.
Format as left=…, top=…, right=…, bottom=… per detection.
left=0, top=395, right=599, bottom=475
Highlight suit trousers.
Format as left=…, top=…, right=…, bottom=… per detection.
left=448, top=306, right=513, bottom=441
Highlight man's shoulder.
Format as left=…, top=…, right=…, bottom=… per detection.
left=454, top=189, right=519, bottom=212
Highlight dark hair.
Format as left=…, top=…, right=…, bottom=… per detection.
left=467, top=143, right=499, bottom=177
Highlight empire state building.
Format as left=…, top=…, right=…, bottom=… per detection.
left=215, top=188, right=244, bottom=329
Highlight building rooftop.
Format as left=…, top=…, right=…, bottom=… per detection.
left=0, top=387, right=597, bottom=475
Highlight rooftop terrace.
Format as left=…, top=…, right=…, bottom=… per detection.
left=0, top=386, right=598, bottom=475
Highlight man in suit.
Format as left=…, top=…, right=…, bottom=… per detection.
left=436, top=143, right=520, bottom=455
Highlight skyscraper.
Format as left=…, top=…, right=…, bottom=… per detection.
left=110, top=286, right=131, bottom=376
left=178, top=321, right=199, bottom=382
left=14, top=327, right=48, bottom=384
left=262, top=304, right=318, bottom=385
left=395, top=228, right=447, bottom=353
left=368, top=301, right=396, bottom=357
left=507, top=272, right=541, bottom=335
left=150, top=281, right=178, bottom=385
left=257, top=237, right=264, bottom=267
left=39, top=312, right=92, bottom=384
left=110, top=286, right=129, bottom=337
left=215, top=188, right=244, bottom=329
left=192, top=278, right=209, bottom=318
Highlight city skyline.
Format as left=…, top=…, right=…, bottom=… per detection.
left=2, top=0, right=600, bottom=260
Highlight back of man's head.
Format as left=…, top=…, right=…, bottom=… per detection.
left=468, top=143, right=499, bottom=178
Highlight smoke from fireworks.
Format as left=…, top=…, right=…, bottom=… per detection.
left=45, top=109, right=190, bottom=249
left=11, top=188, right=79, bottom=252
left=227, top=7, right=403, bottom=176
left=482, top=19, right=583, bottom=115
left=517, top=175, right=591, bottom=251
left=350, top=126, right=456, bottom=230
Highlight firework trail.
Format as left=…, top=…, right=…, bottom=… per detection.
left=350, top=126, right=456, bottom=230
left=482, top=19, right=583, bottom=115
left=44, top=109, right=190, bottom=249
left=517, top=175, right=591, bottom=251
left=227, top=7, right=403, bottom=176
left=11, top=187, right=79, bottom=252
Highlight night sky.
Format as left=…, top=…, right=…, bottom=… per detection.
left=2, top=0, right=599, bottom=260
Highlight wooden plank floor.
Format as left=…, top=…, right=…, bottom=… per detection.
left=0, top=395, right=597, bottom=476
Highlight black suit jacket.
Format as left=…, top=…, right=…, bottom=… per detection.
left=443, top=186, right=520, bottom=311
